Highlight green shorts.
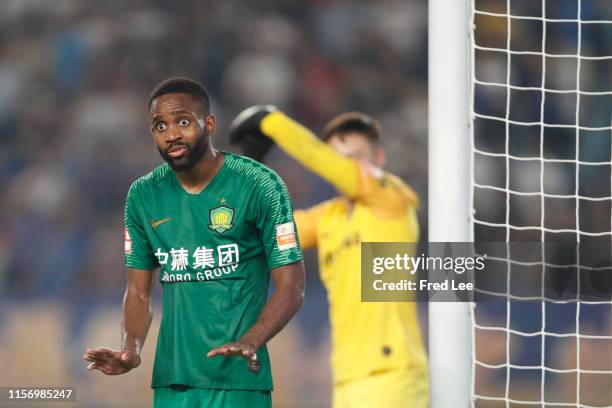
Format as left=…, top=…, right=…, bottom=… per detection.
left=152, top=385, right=271, bottom=408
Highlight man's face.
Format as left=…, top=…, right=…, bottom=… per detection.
left=327, top=132, right=385, bottom=167
left=150, top=93, right=215, bottom=171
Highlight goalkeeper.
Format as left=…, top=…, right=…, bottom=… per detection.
left=231, top=107, right=428, bottom=408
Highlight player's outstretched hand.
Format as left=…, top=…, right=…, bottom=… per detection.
left=229, top=105, right=277, bottom=163
left=83, top=347, right=141, bottom=375
left=207, top=342, right=261, bottom=373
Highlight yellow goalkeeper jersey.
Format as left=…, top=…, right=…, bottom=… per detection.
left=261, top=112, right=428, bottom=384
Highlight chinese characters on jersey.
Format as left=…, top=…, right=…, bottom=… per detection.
left=155, top=243, right=241, bottom=283
left=155, top=243, right=239, bottom=271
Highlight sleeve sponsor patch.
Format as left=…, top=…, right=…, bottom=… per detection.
left=276, top=222, right=297, bottom=250
left=124, top=227, right=132, bottom=254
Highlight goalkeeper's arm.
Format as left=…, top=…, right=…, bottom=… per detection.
left=230, top=107, right=418, bottom=215
left=260, top=111, right=362, bottom=198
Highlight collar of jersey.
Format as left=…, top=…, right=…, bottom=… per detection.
left=171, top=151, right=230, bottom=196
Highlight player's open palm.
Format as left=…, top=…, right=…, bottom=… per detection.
left=207, top=342, right=261, bottom=373
left=83, top=347, right=141, bottom=375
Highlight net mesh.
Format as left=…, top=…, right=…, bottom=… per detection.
left=470, top=0, right=612, bottom=406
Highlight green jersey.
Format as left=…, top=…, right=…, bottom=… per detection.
left=123, top=152, right=302, bottom=391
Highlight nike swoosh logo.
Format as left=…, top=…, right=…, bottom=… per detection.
left=151, top=217, right=172, bottom=229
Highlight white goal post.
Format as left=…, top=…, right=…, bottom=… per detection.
left=428, top=0, right=473, bottom=407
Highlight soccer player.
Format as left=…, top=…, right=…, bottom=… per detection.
left=231, top=107, right=429, bottom=407
left=83, top=78, right=305, bottom=408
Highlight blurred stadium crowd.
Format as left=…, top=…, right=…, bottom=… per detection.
left=0, top=1, right=426, bottom=406
left=0, top=0, right=609, bottom=407
left=0, top=0, right=427, bottom=298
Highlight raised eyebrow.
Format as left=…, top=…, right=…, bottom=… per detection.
left=151, top=110, right=194, bottom=123
left=168, top=109, right=194, bottom=117
left=175, top=111, right=196, bottom=120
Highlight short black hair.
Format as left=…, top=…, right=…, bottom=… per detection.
left=148, top=77, right=211, bottom=114
left=322, top=111, right=381, bottom=144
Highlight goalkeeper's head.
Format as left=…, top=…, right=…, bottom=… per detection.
left=322, top=112, right=386, bottom=168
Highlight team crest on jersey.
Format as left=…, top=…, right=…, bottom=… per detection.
left=208, top=206, right=235, bottom=233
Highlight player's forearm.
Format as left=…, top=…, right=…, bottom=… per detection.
left=121, top=287, right=153, bottom=356
left=239, top=288, right=303, bottom=351
left=240, top=263, right=305, bottom=351
left=260, top=112, right=360, bottom=197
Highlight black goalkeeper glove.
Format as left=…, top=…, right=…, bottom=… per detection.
left=229, top=105, right=277, bottom=162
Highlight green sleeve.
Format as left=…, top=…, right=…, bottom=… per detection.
left=123, top=182, right=157, bottom=270
left=254, top=171, right=303, bottom=270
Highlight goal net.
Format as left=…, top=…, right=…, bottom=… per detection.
left=470, top=0, right=612, bottom=406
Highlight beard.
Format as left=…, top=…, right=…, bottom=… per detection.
left=158, top=130, right=209, bottom=171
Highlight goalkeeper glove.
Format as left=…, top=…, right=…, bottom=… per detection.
left=229, top=105, right=277, bottom=162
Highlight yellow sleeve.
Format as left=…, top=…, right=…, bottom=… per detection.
left=294, top=201, right=328, bottom=250
left=261, top=111, right=419, bottom=218
left=357, top=165, right=420, bottom=218
left=261, top=111, right=360, bottom=197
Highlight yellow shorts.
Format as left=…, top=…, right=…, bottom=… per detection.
left=333, top=367, right=429, bottom=408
